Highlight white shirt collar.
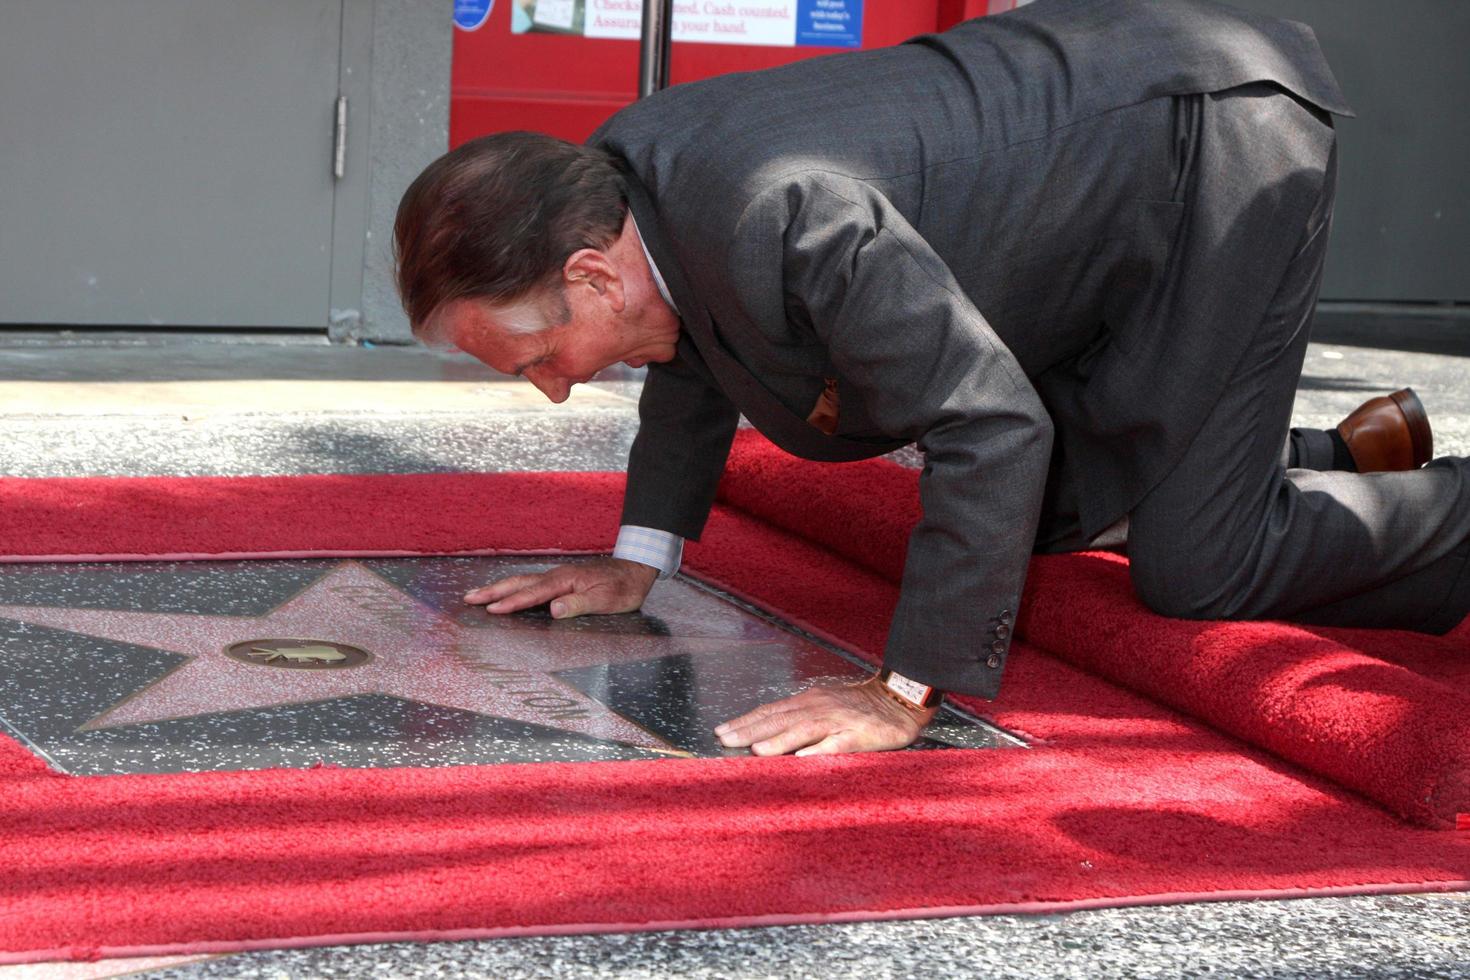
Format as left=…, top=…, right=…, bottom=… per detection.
left=629, top=213, right=679, bottom=316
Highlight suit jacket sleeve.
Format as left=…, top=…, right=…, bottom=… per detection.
left=620, top=347, right=741, bottom=541
left=748, top=173, right=1054, bottom=698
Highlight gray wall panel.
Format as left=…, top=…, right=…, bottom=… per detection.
left=1225, top=0, right=1469, bottom=303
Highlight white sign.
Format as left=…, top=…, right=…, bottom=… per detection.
left=584, top=0, right=799, bottom=47
left=534, top=0, right=578, bottom=30
left=515, top=0, right=863, bottom=48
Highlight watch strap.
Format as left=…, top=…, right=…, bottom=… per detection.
left=877, top=668, right=943, bottom=710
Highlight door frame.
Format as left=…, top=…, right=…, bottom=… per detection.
left=328, top=0, right=376, bottom=335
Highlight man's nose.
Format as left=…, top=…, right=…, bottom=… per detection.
left=525, top=368, right=571, bottom=404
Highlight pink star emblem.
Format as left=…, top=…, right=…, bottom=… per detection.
left=0, top=561, right=758, bottom=755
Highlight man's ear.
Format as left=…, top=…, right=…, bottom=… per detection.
left=563, top=248, right=625, bottom=311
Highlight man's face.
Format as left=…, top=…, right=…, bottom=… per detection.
left=429, top=290, right=678, bottom=404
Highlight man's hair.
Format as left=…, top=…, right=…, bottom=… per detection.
left=393, top=131, right=628, bottom=334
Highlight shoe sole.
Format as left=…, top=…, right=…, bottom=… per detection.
left=1389, top=387, right=1434, bottom=468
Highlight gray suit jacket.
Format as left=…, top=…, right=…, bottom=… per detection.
left=590, top=0, right=1350, bottom=698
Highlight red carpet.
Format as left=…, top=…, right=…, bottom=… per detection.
left=1, top=435, right=1468, bottom=963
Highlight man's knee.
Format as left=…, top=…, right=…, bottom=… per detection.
left=1130, top=556, right=1212, bottom=620
left=1127, top=529, right=1240, bottom=620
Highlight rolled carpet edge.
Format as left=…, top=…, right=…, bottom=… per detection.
left=1021, top=553, right=1470, bottom=829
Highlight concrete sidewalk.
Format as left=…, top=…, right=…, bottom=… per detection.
left=1, top=330, right=1466, bottom=477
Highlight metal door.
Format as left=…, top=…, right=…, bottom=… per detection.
left=0, top=1, right=348, bottom=327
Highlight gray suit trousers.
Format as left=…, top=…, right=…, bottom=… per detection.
left=1127, top=90, right=1470, bottom=633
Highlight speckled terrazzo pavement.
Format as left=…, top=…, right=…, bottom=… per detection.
left=134, top=892, right=1470, bottom=980
left=0, top=411, right=644, bottom=478
left=0, top=342, right=1466, bottom=478
left=1, top=330, right=1467, bottom=980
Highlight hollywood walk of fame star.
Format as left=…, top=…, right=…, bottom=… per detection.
left=0, top=561, right=776, bottom=754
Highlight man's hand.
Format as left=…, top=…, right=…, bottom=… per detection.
left=714, top=676, right=939, bottom=757
left=464, top=557, right=658, bottom=619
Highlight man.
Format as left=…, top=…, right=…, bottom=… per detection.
left=394, top=0, right=1468, bottom=757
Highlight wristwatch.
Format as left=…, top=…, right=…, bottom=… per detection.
left=876, top=668, right=944, bottom=711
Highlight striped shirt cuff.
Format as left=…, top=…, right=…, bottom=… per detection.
left=613, top=525, right=684, bottom=580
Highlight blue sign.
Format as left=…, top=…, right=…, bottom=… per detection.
left=796, top=0, right=863, bottom=48
left=454, top=0, right=494, bottom=32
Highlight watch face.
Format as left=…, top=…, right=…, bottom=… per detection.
left=884, top=671, right=933, bottom=707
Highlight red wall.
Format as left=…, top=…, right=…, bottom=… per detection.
left=451, top=1, right=995, bottom=147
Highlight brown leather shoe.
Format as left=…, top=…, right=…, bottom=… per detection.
left=1336, top=387, right=1434, bottom=472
